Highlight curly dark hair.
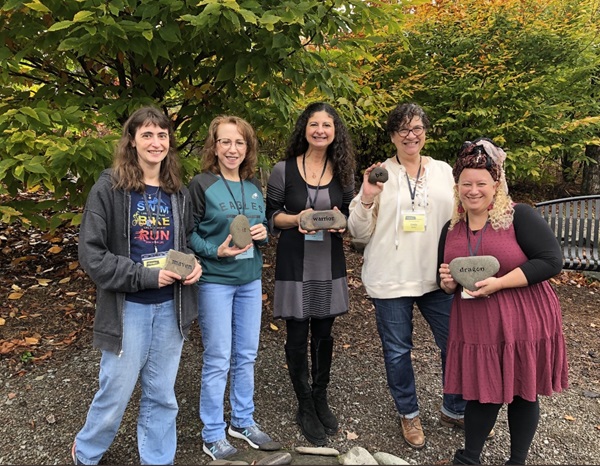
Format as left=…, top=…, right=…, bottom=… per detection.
left=284, top=102, right=355, bottom=187
left=386, top=102, right=431, bottom=136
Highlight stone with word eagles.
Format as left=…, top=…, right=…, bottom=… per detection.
left=164, top=249, right=197, bottom=280
left=230, top=214, right=253, bottom=248
left=368, top=166, right=389, bottom=184
left=449, top=255, right=500, bottom=292
left=299, top=209, right=347, bottom=232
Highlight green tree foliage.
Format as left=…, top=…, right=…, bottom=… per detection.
left=359, top=0, right=600, bottom=184
left=0, top=0, right=406, bottom=229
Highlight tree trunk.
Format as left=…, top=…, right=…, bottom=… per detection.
left=582, top=145, right=600, bottom=194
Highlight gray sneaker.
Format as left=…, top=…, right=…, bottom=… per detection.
left=202, top=438, right=238, bottom=460
left=228, top=424, right=282, bottom=451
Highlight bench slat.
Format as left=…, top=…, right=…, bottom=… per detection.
left=535, top=195, right=600, bottom=272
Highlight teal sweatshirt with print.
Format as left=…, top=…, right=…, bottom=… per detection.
left=188, top=172, right=267, bottom=285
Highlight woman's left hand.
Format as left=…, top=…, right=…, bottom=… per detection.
left=182, top=260, right=202, bottom=286
left=327, top=206, right=346, bottom=233
left=468, top=276, right=502, bottom=298
left=250, top=223, right=267, bottom=242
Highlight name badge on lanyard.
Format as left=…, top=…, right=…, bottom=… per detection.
left=398, top=156, right=426, bottom=232
left=221, top=175, right=255, bottom=256
left=235, top=248, right=254, bottom=260
left=142, top=187, right=165, bottom=267
left=142, top=251, right=168, bottom=268
left=461, top=221, right=490, bottom=299
left=305, top=230, right=324, bottom=242
left=402, top=209, right=426, bottom=232
left=302, top=154, right=328, bottom=243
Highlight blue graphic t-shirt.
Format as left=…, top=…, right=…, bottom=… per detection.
left=127, top=186, right=175, bottom=304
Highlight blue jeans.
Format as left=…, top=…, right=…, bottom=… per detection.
left=373, top=289, right=466, bottom=418
left=74, top=299, right=184, bottom=465
left=198, top=279, right=262, bottom=443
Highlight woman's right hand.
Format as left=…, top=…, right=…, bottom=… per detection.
left=296, top=208, right=314, bottom=235
left=217, top=234, right=252, bottom=258
left=438, top=263, right=458, bottom=294
left=361, top=163, right=386, bottom=204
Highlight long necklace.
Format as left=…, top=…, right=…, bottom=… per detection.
left=302, top=153, right=328, bottom=209
left=302, top=153, right=328, bottom=181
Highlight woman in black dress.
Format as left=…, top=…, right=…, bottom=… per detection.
left=266, top=102, right=355, bottom=445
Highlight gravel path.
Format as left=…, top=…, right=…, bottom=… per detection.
left=1, top=251, right=599, bottom=465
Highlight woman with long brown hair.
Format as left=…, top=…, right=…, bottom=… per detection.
left=73, top=106, right=201, bottom=465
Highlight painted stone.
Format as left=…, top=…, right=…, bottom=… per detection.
left=368, top=166, right=389, bottom=184
left=299, top=209, right=347, bottom=232
left=449, top=255, right=500, bottom=291
left=163, top=249, right=196, bottom=280
left=230, top=214, right=253, bottom=248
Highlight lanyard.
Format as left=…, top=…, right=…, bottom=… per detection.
left=466, top=220, right=489, bottom=256
left=220, top=176, right=246, bottom=216
left=142, top=187, right=162, bottom=253
left=302, top=153, right=328, bottom=209
left=396, top=155, right=422, bottom=211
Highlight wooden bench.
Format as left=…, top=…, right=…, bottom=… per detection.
left=535, top=195, right=600, bottom=271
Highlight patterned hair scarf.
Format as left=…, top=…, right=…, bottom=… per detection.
left=452, top=138, right=509, bottom=194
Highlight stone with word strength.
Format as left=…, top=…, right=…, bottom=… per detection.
left=230, top=214, right=253, bottom=248
left=368, top=166, right=389, bottom=184
left=299, top=209, right=347, bottom=232
left=449, top=255, right=500, bottom=291
left=164, top=249, right=196, bottom=280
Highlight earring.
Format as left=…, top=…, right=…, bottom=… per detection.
left=458, top=203, right=465, bottom=214
left=487, top=202, right=494, bottom=211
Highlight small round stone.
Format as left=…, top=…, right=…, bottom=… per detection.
left=368, top=166, right=389, bottom=184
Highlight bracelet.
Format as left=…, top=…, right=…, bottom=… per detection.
left=360, top=200, right=374, bottom=208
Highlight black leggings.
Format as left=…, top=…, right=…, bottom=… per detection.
left=285, top=317, right=335, bottom=348
left=464, top=396, right=539, bottom=465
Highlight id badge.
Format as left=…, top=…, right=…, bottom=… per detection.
left=305, top=230, right=324, bottom=242
left=402, top=209, right=426, bottom=232
left=461, top=287, right=476, bottom=300
left=235, top=247, right=254, bottom=260
left=142, top=251, right=168, bottom=269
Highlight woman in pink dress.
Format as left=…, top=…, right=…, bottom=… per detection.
left=437, top=138, right=568, bottom=465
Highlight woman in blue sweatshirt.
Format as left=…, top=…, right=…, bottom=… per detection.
left=188, top=115, right=280, bottom=461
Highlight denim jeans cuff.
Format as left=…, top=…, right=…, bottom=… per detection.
left=441, top=406, right=464, bottom=419
left=400, top=411, right=420, bottom=419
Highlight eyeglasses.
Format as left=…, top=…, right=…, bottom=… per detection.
left=396, top=126, right=425, bottom=137
left=217, top=138, right=247, bottom=150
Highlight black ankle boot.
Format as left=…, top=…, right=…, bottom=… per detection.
left=311, top=336, right=338, bottom=435
left=285, top=344, right=327, bottom=446
left=453, top=449, right=480, bottom=465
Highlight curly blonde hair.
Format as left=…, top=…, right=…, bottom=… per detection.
left=449, top=184, right=514, bottom=230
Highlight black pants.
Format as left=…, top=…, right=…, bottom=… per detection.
left=464, top=396, right=539, bottom=464
left=286, top=317, right=335, bottom=347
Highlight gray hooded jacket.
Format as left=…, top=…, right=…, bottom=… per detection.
left=78, top=169, right=198, bottom=354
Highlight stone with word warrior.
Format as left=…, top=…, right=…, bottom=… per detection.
left=449, top=255, right=500, bottom=292
left=230, top=214, right=253, bottom=248
left=299, top=209, right=347, bottom=232
left=164, top=249, right=197, bottom=280
left=368, top=166, right=389, bottom=184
